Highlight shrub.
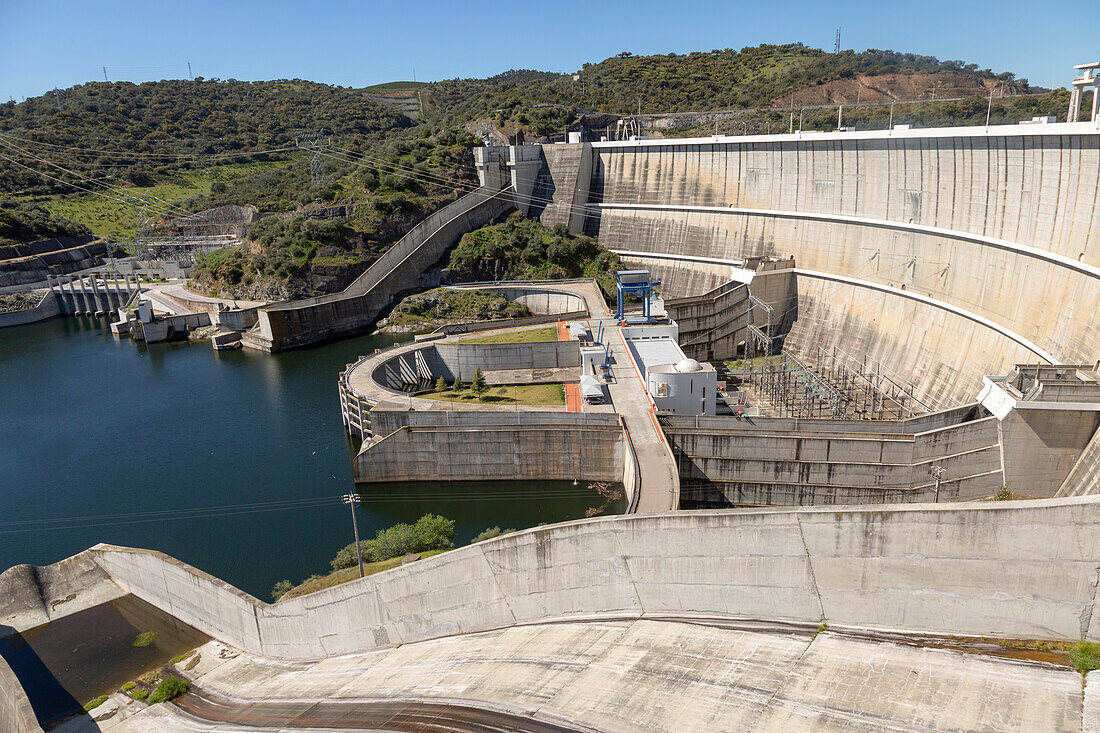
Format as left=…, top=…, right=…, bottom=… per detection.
left=1071, top=641, right=1100, bottom=674
left=271, top=579, right=292, bottom=601
left=83, top=695, right=109, bottom=712
left=132, top=688, right=148, bottom=701
left=413, top=514, right=456, bottom=550
left=132, top=631, right=157, bottom=647
left=471, top=368, right=487, bottom=395
left=121, top=682, right=136, bottom=692
left=148, top=676, right=189, bottom=704
left=331, top=540, right=381, bottom=570
left=471, top=526, right=516, bottom=543
left=993, top=486, right=1015, bottom=501
left=331, top=515, right=455, bottom=569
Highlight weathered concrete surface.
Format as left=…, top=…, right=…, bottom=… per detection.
left=575, top=125, right=1100, bottom=405
left=110, top=623, right=1083, bottom=733
left=355, top=423, right=623, bottom=483
left=0, top=551, right=124, bottom=633
left=532, top=142, right=592, bottom=234
left=0, top=654, right=41, bottom=733
left=1059, top=427, right=1100, bottom=497
left=665, top=407, right=1005, bottom=506
left=435, top=340, right=580, bottom=381
left=66, top=496, right=1100, bottom=666
left=1000, top=407, right=1100, bottom=496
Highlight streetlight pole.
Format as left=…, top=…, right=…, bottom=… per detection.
left=930, top=465, right=945, bottom=503
left=985, top=83, right=1000, bottom=129
left=342, top=493, right=364, bottom=577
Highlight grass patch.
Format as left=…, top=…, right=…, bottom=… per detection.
left=83, top=695, right=109, bottom=713
left=169, top=650, right=196, bottom=664
left=148, top=676, right=189, bottom=704
left=121, top=682, right=136, bottom=692
left=457, top=326, right=559, bottom=344
left=132, top=631, right=157, bottom=647
left=426, top=383, right=565, bottom=406
left=1070, top=641, right=1100, bottom=674
left=131, top=688, right=148, bottom=701
left=278, top=549, right=450, bottom=601
left=30, top=159, right=289, bottom=241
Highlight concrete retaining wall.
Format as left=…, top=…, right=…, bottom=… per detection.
left=575, top=127, right=1100, bottom=404
left=664, top=410, right=1004, bottom=506
left=436, top=340, right=580, bottom=381
left=0, top=292, right=58, bottom=328
left=77, top=495, right=1100, bottom=663
left=354, top=423, right=622, bottom=483
left=249, top=185, right=513, bottom=352
left=0, top=656, right=41, bottom=733
left=368, top=409, right=618, bottom=436
left=665, top=280, right=751, bottom=361
left=1058, top=427, right=1100, bottom=497
left=0, top=236, right=103, bottom=288
left=372, top=341, right=581, bottom=387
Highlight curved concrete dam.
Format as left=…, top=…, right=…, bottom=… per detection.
left=535, top=123, right=1100, bottom=405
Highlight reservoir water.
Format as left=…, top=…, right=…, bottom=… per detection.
left=0, top=316, right=623, bottom=599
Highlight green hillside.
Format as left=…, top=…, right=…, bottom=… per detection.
left=423, top=44, right=1029, bottom=134
left=0, top=79, right=414, bottom=197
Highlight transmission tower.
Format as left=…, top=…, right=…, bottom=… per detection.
left=834, top=28, right=841, bottom=54
left=296, top=129, right=329, bottom=187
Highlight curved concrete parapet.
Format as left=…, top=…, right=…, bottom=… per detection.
left=64, top=495, right=1100, bottom=664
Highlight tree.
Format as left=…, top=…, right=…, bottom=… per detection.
left=271, top=579, right=292, bottom=601
left=413, top=514, right=456, bottom=550
left=435, top=376, right=449, bottom=392
left=471, top=368, right=487, bottom=395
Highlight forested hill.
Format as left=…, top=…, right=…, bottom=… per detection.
left=423, top=44, right=1029, bottom=131
left=0, top=79, right=414, bottom=196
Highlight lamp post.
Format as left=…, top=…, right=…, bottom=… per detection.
left=342, top=493, right=364, bottom=577
left=930, top=465, right=945, bottom=503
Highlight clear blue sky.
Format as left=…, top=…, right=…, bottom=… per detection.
left=1, top=0, right=1096, bottom=102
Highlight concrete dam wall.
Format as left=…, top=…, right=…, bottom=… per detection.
left=21, top=495, right=1100, bottom=667
left=550, top=124, right=1100, bottom=405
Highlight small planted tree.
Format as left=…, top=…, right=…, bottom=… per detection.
left=471, top=368, right=487, bottom=396
left=435, top=376, right=449, bottom=392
